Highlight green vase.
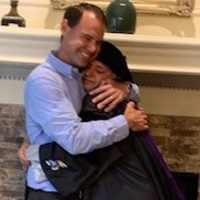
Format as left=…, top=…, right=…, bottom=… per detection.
left=106, top=0, right=136, bottom=34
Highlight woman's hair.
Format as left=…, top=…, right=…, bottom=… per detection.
left=63, top=3, right=107, bottom=28
left=96, top=41, right=133, bottom=82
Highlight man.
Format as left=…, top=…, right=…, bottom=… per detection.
left=20, top=3, right=148, bottom=200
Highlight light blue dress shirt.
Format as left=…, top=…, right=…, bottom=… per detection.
left=25, top=51, right=131, bottom=191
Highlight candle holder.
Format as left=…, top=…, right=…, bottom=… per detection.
left=1, top=0, right=26, bottom=27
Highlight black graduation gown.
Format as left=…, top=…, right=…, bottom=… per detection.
left=40, top=95, right=185, bottom=200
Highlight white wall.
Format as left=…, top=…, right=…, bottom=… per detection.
left=0, top=0, right=63, bottom=29
left=136, top=0, right=200, bottom=38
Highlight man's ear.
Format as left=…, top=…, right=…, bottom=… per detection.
left=60, top=19, right=69, bottom=35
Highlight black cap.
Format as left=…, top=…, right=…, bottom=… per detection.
left=96, top=41, right=133, bottom=82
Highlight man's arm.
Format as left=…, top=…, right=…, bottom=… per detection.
left=26, top=77, right=128, bottom=154
left=26, top=76, right=147, bottom=155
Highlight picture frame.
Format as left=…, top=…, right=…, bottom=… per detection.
left=50, top=0, right=194, bottom=17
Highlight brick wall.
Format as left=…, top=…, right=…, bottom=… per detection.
left=149, top=115, right=200, bottom=174
left=0, top=105, right=26, bottom=200
left=0, top=104, right=200, bottom=200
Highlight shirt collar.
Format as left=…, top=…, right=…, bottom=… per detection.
left=46, top=50, right=81, bottom=79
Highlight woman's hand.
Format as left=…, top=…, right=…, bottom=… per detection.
left=18, top=141, right=31, bottom=167
left=89, top=79, right=130, bottom=112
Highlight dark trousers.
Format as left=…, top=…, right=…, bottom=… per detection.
left=27, top=187, right=80, bottom=200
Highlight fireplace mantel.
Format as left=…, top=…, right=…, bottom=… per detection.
left=1, top=27, right=200, bottom=117
left=0, top=26, right=200, bottom=77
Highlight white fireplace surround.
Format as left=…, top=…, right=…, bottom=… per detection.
left=0, top=27, right=200, bottom=117
left=0, top=27, right=200, bottom=75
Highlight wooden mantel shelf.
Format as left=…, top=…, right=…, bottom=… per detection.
left=0, top=26, right=200, bottom=87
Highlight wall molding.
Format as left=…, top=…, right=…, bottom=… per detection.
left=0, top=27, right=200, bottom=88
left=0, top=61, right=35, bottom=80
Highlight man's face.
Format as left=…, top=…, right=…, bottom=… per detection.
left=59, top=11, right=106, bottom=68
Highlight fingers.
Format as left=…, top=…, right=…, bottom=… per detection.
left=133, top=124, right=149, bottom=132
left=124, top=102, right=148, bottom=132
left=90, top=84, right=113, bottom=103
left=99, top=79, right=111, bottom=86
left=90, top=80, right=131, bottom=112
left=125, top=101, right=136, bottom=109
left=18, top=142, right=31, bottom=167
left=91, top=84, right=125, bottom=111
left=98, top=91, right=126, bottom=112
left=98, top=95, right=117, bottom=111
left=98, top=91, right=125, bottom=111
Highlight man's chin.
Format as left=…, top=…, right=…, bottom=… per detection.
left=78, top=58, right=91, bottom=67
left=76, top=63, right=89, bottom=69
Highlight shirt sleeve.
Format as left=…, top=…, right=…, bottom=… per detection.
left=25, top=77, right=129, bottom=155
left=126, top=82, right=140, bottom=103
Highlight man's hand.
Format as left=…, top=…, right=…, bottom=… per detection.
left=124, top=102, right=148, bottom=132
left=18, top=141, right=31, bottom=167
left=89, top=79, right=130, bottom=112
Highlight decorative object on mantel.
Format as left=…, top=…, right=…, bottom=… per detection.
left=106, top=0, right=136, bottom=34
left=50, top=0, right=80, bottom=9
left=50, top=0, right=194, bottom=17
left=1, top=0, right=25, bottom=27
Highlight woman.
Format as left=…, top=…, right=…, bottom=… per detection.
left=29, top=42, right=185, bottom=200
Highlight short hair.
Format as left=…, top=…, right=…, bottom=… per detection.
left=96, top=41, right=133, bottom=82
left=63, top=3, right=107, bottom=28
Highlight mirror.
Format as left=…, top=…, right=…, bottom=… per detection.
left=50, top=0, right=194, bottom=17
